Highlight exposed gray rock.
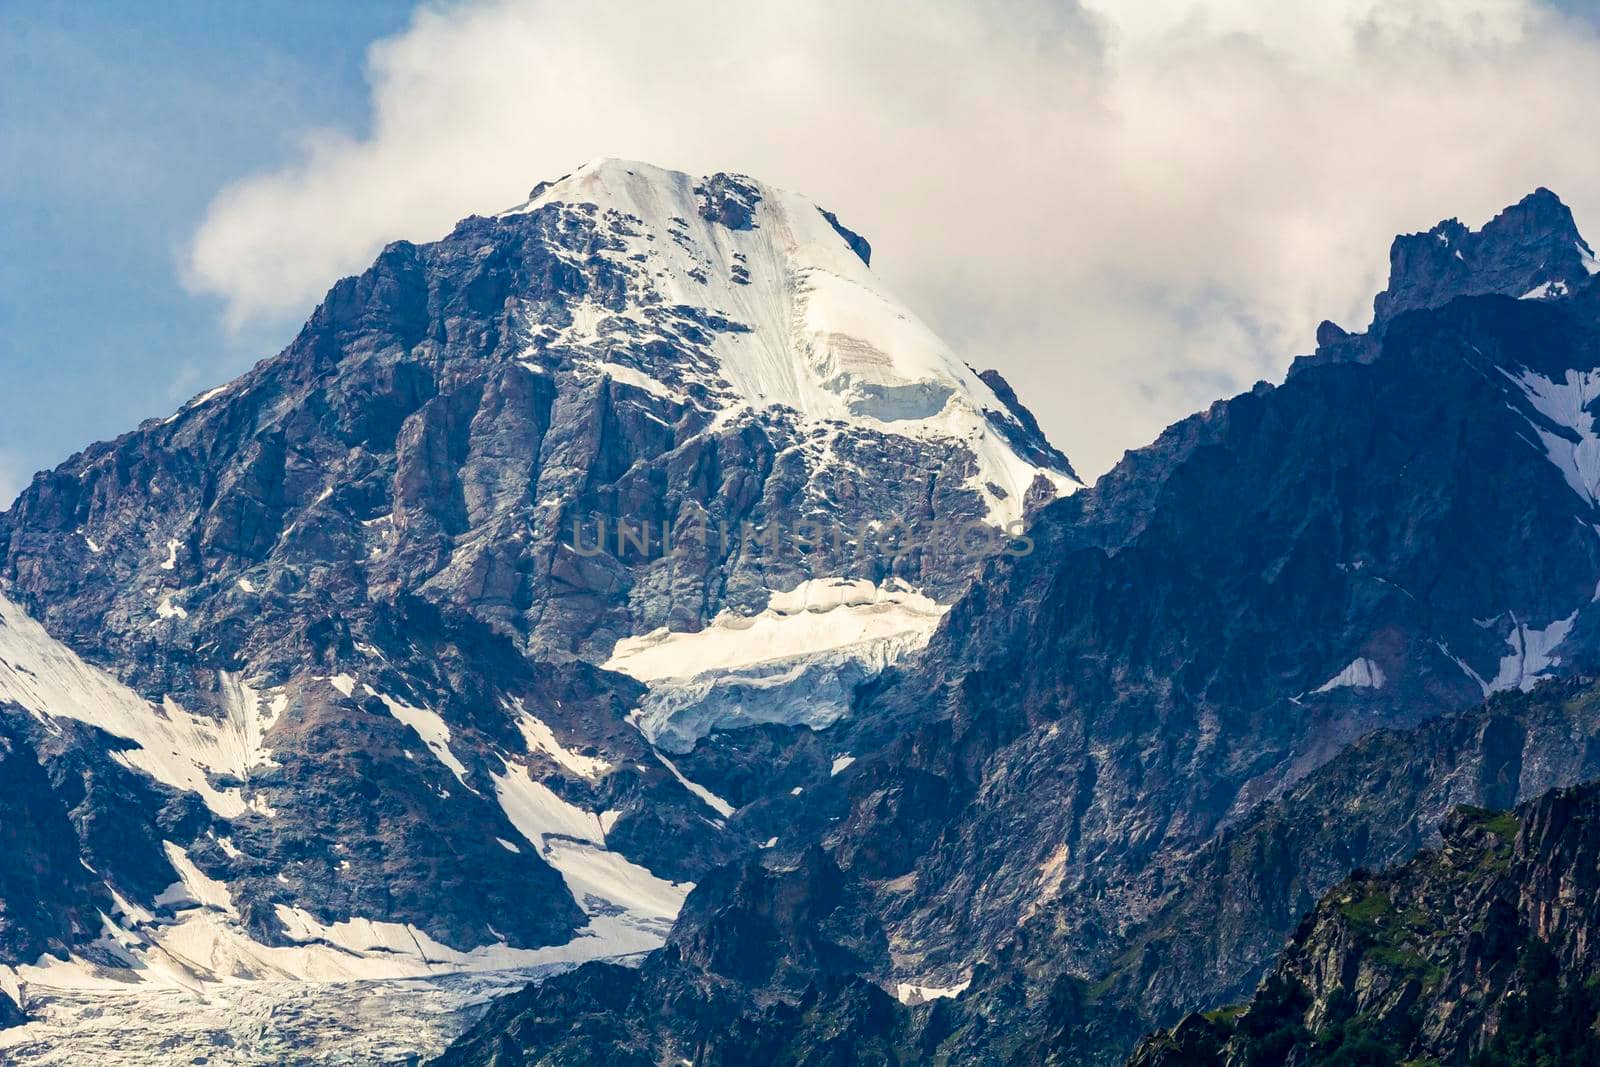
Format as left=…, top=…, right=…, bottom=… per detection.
left=0, top=158, right=1073, bottom=1059
left=1374, top=187, right=1596, bottom=325
left=1129, top=775, right=1600, bottom=1065
left=434, top=189, right=1600, bottom=1066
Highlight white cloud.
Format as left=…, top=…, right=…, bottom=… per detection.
left=0, top=450, right=23, bottom=512
left=186, top=0, right=1600, bottom=480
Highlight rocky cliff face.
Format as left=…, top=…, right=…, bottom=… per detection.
left=1129, top=777, right=1600, bottom=1066
left=790, top=187, right=1600, bottom=1016
left=1374, top=187, right=1599, bottom=327
left=431, top=672, right=1600, bottom=1067
left=1305, top=186, right=1600, bottom=369
left=434, top=190, right=1600, bottom=1066
left=0, top=159, right=1072, bottom=1059
left=951, top=673, right=1600, bottom=1065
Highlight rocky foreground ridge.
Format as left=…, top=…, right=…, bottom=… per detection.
left=1131, top=770, right=1600, bottom=1065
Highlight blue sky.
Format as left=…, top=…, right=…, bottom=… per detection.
left=5, top=1, right=1600, bottom=506
left=0, top=1, right=414, bottom=503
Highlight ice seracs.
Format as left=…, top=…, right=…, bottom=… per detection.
left=605, top=578, right=948, bottom=752
left=604, top=578, right=945, bottom=683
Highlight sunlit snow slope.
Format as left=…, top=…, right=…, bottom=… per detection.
left=505, top=158, right=1077, bottom=524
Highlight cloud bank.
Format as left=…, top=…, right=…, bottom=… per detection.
left=187, top=0, right=1600, bottom=479
left=0, top=451, right=22, bottom=512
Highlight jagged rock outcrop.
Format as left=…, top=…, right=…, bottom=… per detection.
left=829, top=191, right=1600, bottom=1009
left=1091, top=677, right=1600, bottom=1020
left=1375, top=187, right=1598, bottom=324
left=1301, top=186, right=1600, bottom=368
left=1129, top=779, right=1600, bottom=1065
left=961, top=675, right=1600, bottom=1064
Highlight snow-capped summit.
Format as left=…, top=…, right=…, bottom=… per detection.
left=501, top=158, right=1077, bottom=521
left=486, top=158, right=1077, bottom=745
left=0, top=158, right=1080, bottom=1061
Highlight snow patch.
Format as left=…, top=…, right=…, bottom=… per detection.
left=1489, top=611, right=1576, bottom=692
left=0, top=594, right=278, bottom=819
left=654, top=752, right=735, bottom=818
left=1520, top=281, right=1569, bottom=300
left=543, top=838, right=689, bottom=928
left=593, top=361, right=689, bottom=405
left=1501, top=367, right=1600, bottom=506
left=213, top=671, right=283, bottom=777
left=1580, top=240, right=1600, bottom=275
left=830, top=754, right=856, bottom=776
left=895, top=979, right=971, bottom=1005
left=187, top=385, right=231, bottom=410
left=489, top=757, right=690, bottom=954
left=377, top=693, right=471, bottom=788
left=1313, top=657, right=1386, bottom=693
left=505, top=697, right=612, bottom=779
left=264, top=904, right=662, bottom=977
left=606, top=578, right=945, bottom=683
left=154, top=843, right=237, bottom=916
left=492, top=761, right=606, bottom=848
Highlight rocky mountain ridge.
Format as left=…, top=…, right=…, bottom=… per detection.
left=0, top=159, right=1071, bottom=1062
left=7, top=165, right=1600, bottom=1066
left=432, top=188, right=1600, bottom=1066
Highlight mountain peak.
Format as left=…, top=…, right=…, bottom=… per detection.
left=1507, top=184, right=1576, bottom=224
left=497, top=159, right=1076, bottom=516
left=1371, top=186, right=1598, bottom=325
left=0, top=153, right=1083, bottom=1057
left=520, top=159, right=870, bottom=260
